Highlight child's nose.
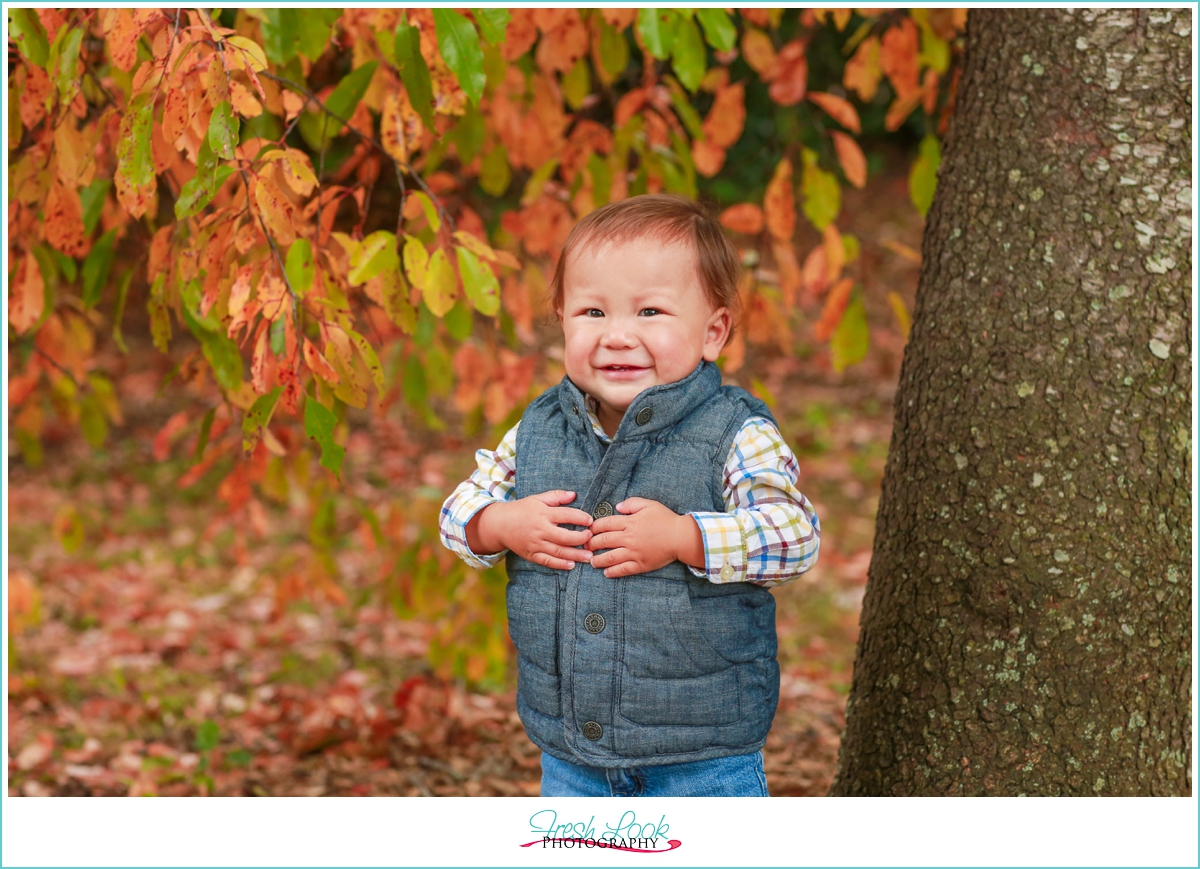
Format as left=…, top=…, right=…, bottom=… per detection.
left=600, top=321, right=637, bottom=347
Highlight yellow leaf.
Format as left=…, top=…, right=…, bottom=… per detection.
left=888, top=291, right=911, bottom=341
left=423, top=248, right=458, bottom=317
left=452, top=231, right=520, bottom=269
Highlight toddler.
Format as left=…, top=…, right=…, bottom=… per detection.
left=439, top=195, right=820, bottom=797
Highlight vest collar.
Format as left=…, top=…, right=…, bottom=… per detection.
left=557, top=361, right=722, bottom=441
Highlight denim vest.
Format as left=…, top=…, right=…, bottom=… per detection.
left=506, top=361, right=781, bottom=767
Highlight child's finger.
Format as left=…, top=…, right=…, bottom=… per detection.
left=532, top=553, right=577, bottom=570
left=534, top=490, right=578, bottom=507
left=602, top=556, right=642, bottom=578
left=615, top=497, right=652, bottom=514
left=591, top=546, right=631, bottom=570
left=588, top=516, right=625, bottom=534
left=549, top=527, right=591, bottom=547
left=551, top=507, right=593, bottom=526
left=585, top=531, right=620, bottom=551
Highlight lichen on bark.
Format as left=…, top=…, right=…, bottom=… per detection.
left=832, top=9, right=1191, bottom=796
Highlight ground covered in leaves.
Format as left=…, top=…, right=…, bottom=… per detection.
left=9, top=176, right=921, bottom=798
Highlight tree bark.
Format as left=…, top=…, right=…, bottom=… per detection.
left=833, top=9, right=1191, bottom=796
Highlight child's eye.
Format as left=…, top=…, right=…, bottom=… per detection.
left=585, top=309, right=604, bottom=317
left=639, top=308, right=661, bottom=317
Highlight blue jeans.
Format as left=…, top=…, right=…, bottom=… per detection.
left=541, top=750, right=769, bottom=797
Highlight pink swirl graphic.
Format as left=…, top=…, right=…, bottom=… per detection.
left=520, top=837, right=682, bottom=853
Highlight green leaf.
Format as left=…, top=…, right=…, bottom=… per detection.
left=116, top=94, right=155, bottom=189
left=456, top=247, right=500, bottom=316
left=909, top=135, right=941, bottom=218
left=434, top=9, right=485, bottom=106
left=696, top=9, right=736, bottom=52
left=53, top=505, right=84, bottom=553
left=409, top=191, right=442, bottom=232
left=348, top=231, right=399, bottom=286
left=671, top=17, right=706, bottom=92
left=52, top=27, right=83, bottom=105
left=147, top=274, right=171, bottom=352
left=305, top=397, right=345, bottom=477
left=194, top=407, right=216, bottom=462
left=588, top=153, right=612, bottom=208
left=285, top=239, right=315, bottom=295
left=402, top=352, right=428, bottom=410
left=51, top=249, right=77, bottom=284
left=479, top=145, right=511, bottom=197
left=521, top=157, right=561, bottom=205
left=207, top=100, right=238, bottom=160
left=473, top=9, right=510, bottom=45
left=451, top=104, right=486, bottom=166
left=325, top=61, right=378, bottom=130
left=194, top=720, right=220, bottom=753
left=10, top=9, right=49, bottom=68
left=831, top=293, right=869, bottom=372
left=269, top=315, right=285, bottom=356
left=444, top=300, right=473, bottom=341
left=79, top=180, right=111, bottom=235
left=260, top=9, right=298, bottom=65
left=201, top=331, right=244, bottom=391
left=394, top=21, right=436, bottom=131
left=637, top=8, right=675, bottom=61
left=664, top=77, right=704, bottom=139
left=296, top=10, right=338, bottom=61
left=243, top=386, right=283, bottom=453
left=348, top=330, right=385, bottom=394
left=599, top=19, right=630, bottom=77
left=801, top=149, right=841, bottom=231
left=562, top=58, right=591, bottom=111
left=79, top=395, right=108, bottom=448
left=111, top=268, right=134, bottom=353
left=423, top=248, right=458, bottom=317
left=81, top=229, right=117, bottom=310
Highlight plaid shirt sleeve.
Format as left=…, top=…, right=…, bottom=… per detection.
left=687, top=416, right=821, bottom=588
left=438, top=422, right=520, bottom=569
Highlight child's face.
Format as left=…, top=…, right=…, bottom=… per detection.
left=559, top=236, right=731, bottom=431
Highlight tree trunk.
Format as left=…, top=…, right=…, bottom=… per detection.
left=832, top=9, right=1191, bottom=796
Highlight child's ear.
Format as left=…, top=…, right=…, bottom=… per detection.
left=702, top=307, right=732, bottom=361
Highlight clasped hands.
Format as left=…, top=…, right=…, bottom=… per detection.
left=466, top=490, right=705, bottom=578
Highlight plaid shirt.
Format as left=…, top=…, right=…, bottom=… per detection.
left=439, top=399, right=820, bottom=587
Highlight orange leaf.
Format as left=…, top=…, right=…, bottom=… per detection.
left=43, top=183, right=87, bottom=257
left=601, top=9, right=637, bottom=29
left=702, top=83, right=745, bottom=149
left=832, top=132, right=867, bottom=189
left=253, top=174, right=298, bottom=246
left=772, top=240, right=802, bottom=308
left=801, top=244, right=828, bottom=299
left=880, top=19, right=920, bottom=101
left=303, top=339, right=340, bottom=385
left=257, top=272, right=289, bottom=322
left=844, top=36, right=882, bottom=102
left=739, top=8, right=772, bottom=28
left=9, top=250, right=45, bottom=335
left=823, top=225, right=845, bottom=284
left=502, top=9, right=539, bottom=61
left=768, top=40, right=808, bottom=106
left=228, top=265, right=253, bottom=319
left=380, top=91, right=409, bottom=165
left=108, top=8, right=143, bottom=72
left=691, top=139, right=726, bottom=177
left=923, top=68, right=940, bottom=118
left=741, top=30, right=777, bottom=78
left=18, top=64, right=52, bottom=129
left=720, top=203, right=764, bottom=235
left=152, top=410, right=190, bottom=461
left=251, top=321, right=275, bottom=396
left=884, top=90, right=924, bottom=132
left=535, top=9, right=589, bottom=74
left=813, top=278, right=854, bottom=341
left=230, top=80, right=262, bottom=118
left=807, top=92, right=860, bottom=134
left=763, top=158, right=795, bottom=243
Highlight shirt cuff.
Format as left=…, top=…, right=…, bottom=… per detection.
left=446, top=494, right=508, bottom=570
left=687, top=511, right=748, bottom=583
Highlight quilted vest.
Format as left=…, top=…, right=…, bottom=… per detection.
left=506, top=361, right=781, bottom=767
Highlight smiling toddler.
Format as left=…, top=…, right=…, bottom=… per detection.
left=439, top=194, right=820, bottom=797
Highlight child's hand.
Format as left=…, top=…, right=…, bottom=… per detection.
left=587, top=498, right=705, bottom=578
left=468, top=491, right=594, bottom=570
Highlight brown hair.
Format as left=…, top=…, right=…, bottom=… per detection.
left=548, top=194, right=742, bottom=336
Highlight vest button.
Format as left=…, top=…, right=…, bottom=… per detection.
left=593, top=501, right=613, bottom=518
left=584, top=613, right=606, bottom=634
left=582, top=721, right=603, bottom=740
left=635, top=407, right=654, bottom=426
left=571, top=404, right=579, bottom=415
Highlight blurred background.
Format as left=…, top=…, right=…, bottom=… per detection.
left=8, top=7, right=960, bottom=795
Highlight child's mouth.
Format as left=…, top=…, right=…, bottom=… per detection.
left=599, top=365, right=648, bottom=380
